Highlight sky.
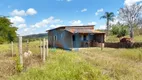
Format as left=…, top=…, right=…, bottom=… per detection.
left=0, top=0, right=142, bottom=36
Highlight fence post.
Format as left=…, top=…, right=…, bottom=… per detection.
left=18, top=36, right=23, bottom=68
left=46, top=39, right=48, bottom=58
left=11, top=42, right=13, bottom=57
left=43, top=38, right=46, bottom=63
left=40, top=39, right=43, bottom=59
left=26, top=40, right=29, bottom=52
left=101, top=43, right=104, bottom=51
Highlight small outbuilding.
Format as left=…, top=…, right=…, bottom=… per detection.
left=46, top=25, right=105, bottom=50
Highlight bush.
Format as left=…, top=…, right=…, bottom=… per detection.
left=0, top=37, right=5, bottom=44
left=111, top=23, right=128, bottom=38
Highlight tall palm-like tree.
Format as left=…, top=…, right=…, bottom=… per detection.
left=101, top=12, right=115, bottom=36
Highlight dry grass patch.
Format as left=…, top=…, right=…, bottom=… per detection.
left=79, top=48, right=142, bottom=80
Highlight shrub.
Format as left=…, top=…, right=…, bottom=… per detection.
left=0, top=37, right=5, bottom=44
left=111, top=23, right=128, bottom=38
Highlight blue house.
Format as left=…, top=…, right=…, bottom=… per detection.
left=47, top=25, right=105, bottom=50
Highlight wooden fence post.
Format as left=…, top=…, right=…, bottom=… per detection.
left=40, top=39, right=43, bottom=59
left=43, top=38, right=46, bottom=63
left=101, top=43, right=104, bottom=51
left=11, top=42, right=13, bottom=57
left=26, top=40, right=29, bottom=52
left=19, top=36, right=23, bottom=67
left=46, top=39, right=48, bottom=58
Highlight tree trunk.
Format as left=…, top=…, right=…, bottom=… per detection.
left=106, top=19, right=109, bottom=36
left=130, top=25, right=134, bottom=39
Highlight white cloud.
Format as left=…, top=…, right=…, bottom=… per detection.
left=96, top=25, right=106, bottom=30
left=110, top=16, right=126, bottom=25
left=81, top=8, right=87, bottom=12
left=31, top=16, right=62, bottom=28
left=88, top=22, right=97, bottom=25
left=9, top=16, right=25, bottom=25
left=10, top=9, right=26, bottom=16
left=16, top=27, right=37, bottom=36
left=26, top=8, right=37, bottom=15
left=125, top=0, right=142, bottom=6
left=10, top=8, right=37, bottom=16
left=24, top=28, right=29, bottom=32
left=17, top=24, right=27, bottom=29
left=9, top=8, right=37, bottom=36
left=70, top=20, right=83, bottom=26
left=117, top=11, right=119, bottom=14
left=48, top=24, right=65, bottom=30
left=109, top=16, right=119, bottom=25
left=95, top=8, right=104, bottom=16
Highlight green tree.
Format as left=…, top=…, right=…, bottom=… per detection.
left=0, top=16, right=17, bottom=43
left=101, top=12, right=115, bottom=36
left=111, top=23, right=128, bottom=38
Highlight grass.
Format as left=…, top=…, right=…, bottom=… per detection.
left=133, top=35, right=142, bottom=42
left=115, top=48, right=142, bottom=61
left=0, top=41, right=142, bottom=80
left=106, top=35, right=120, bottom=42
left=10, top=49, right=109, bottom=80
left=79, top=48, right=142, bottom=80
left=106, top=35, right=142, bottom=42
left=0, top=43, right=11, bottom=54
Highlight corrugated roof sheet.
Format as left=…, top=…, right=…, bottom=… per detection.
left=66, top=28, right=105, bottom=34
left=46, top=25, right=95, bottom=32
left=46, top=25, right=105, bottom=34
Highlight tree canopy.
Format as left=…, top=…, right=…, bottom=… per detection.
left=111, top=22, right=128, bottom=38
left=0, top=16, right=17, bottom=44
left=101, top=12, right=115, bottom=36
left=119, top=3, right=142, bottom=39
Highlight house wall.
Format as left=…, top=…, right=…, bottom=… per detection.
left=94, top=34, right=105, bottom=43
left=73, top=33, right=105, bottom=48
left=48, top=29, right=73, bottom=49
left=73, top=33, right=82, bottom=48
left=48, top=29, right=105, bottom=49
left=63, top=31, right=73, bottom=49
left=48, top=29, right=64, bottom=48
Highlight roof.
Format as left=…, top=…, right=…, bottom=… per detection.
left=46, top=25, right=105, bottom=34
left=46, top=25, right=95, bottom=32
left=66, top=28, right=105, bottom=34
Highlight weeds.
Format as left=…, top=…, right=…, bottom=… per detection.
left=10, top=49, right=109, bottom=80
left=1, top=42, right=142, bottom=80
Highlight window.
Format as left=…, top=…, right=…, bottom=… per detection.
left=82, top=35, right=88, bottom=41
left=83, top=35, right=87, bottom=41
left=54, top=35, right=57, bottom=41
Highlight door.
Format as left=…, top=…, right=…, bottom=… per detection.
left=72, top=35, right=75, bottom=48
left=72, top=34, right=80, bottom=48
